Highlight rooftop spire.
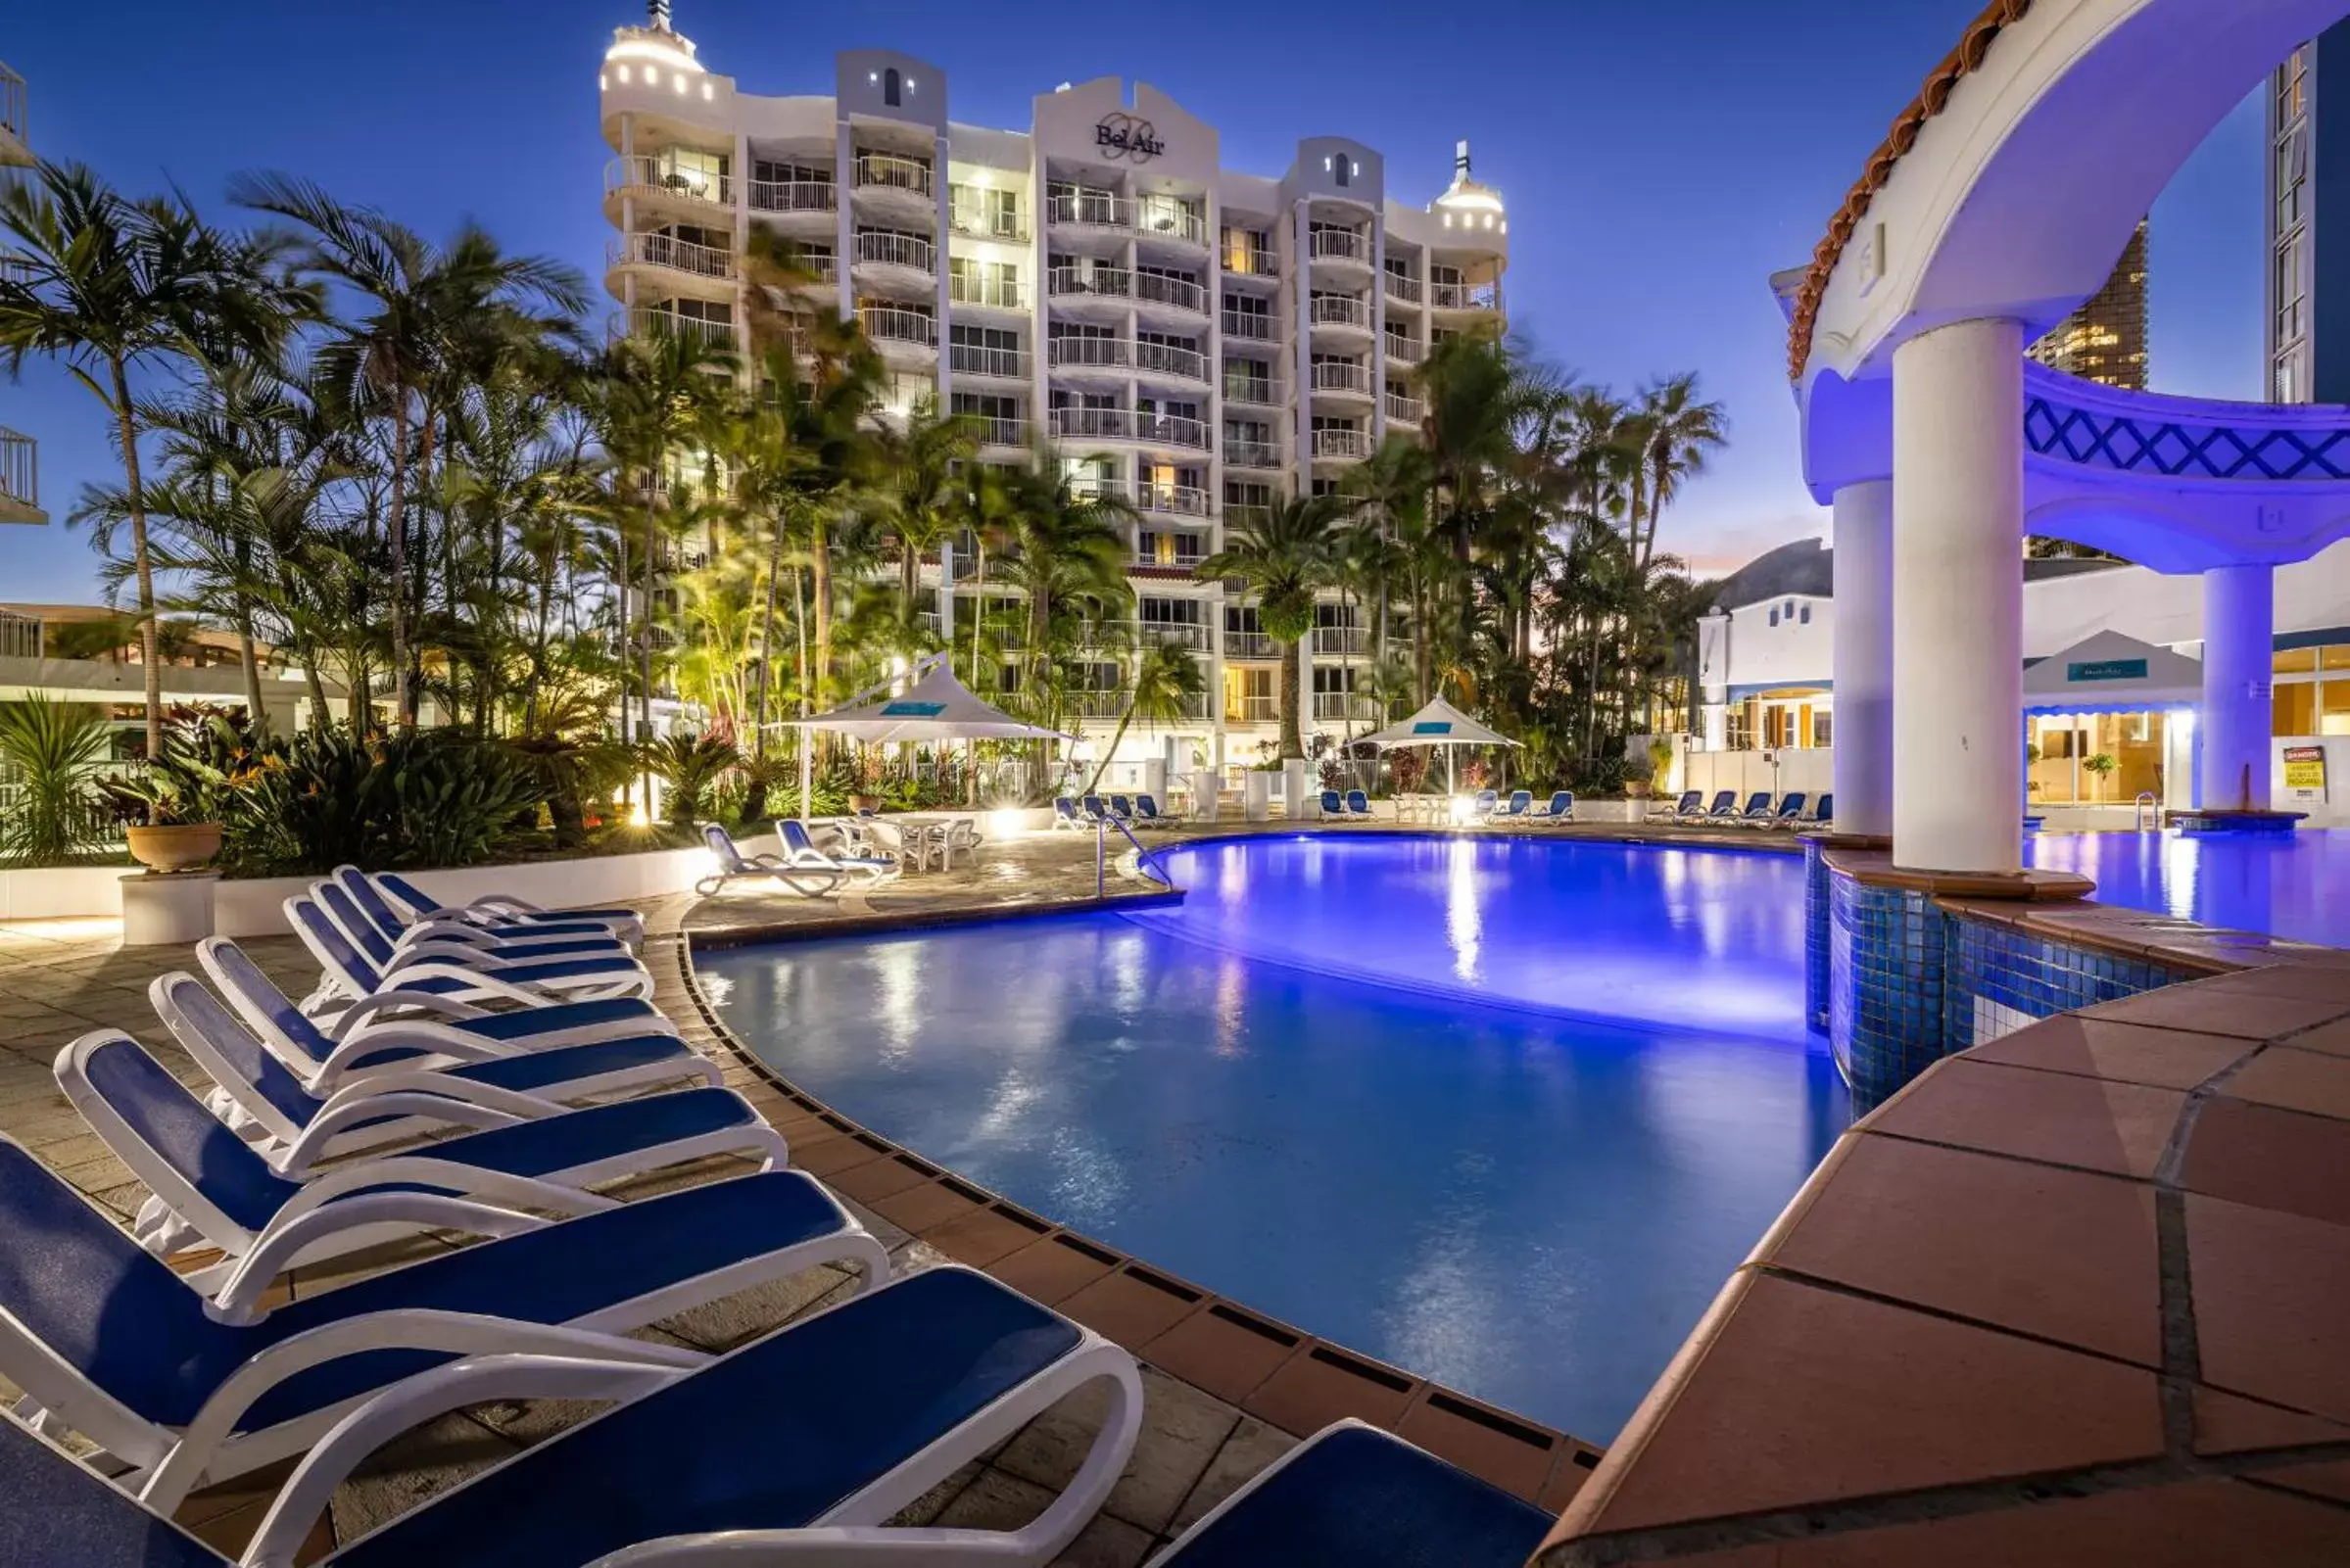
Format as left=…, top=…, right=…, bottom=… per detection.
left=1456, top=139, right=1471, bottom=177
left=647, top=0, right=672, bottom=30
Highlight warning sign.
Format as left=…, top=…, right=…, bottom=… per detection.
left=2283, top=744, right=2327, bottom=803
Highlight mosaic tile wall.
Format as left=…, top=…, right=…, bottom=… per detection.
left=1825, top=868, right=2189, bottom=1110
left=1803, top=839, right=1832, bottom=1032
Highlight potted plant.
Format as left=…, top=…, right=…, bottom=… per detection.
left=1648, top=737, right=1676, bottom=794
left=1622, top=750, right=1655, bottom=800
left=2084, top=752, right=2118, bottom=802
left=102, top=714, right=243, bottom=873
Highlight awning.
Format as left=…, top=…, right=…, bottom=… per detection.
left=2021, top=631, right=2203, bottom=713
left=1357, top=696, right=1520, bottom=750
left=791, top=654, right=1073, bottom=742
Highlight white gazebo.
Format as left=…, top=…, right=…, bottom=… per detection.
left=1358, top=696, right=1519, bottom=793
left=788, top=652, right=1070, bottom=816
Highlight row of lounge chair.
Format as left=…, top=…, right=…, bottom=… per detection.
left=1051, top=792, right=1180, bottom=831
left=3, top=866, right=1550, bottom=1565
left=1653, top=788, right=1833, bottom=829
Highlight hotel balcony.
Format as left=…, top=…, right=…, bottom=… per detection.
left=1313, top=691, right=1384, bottom=723
left=1384, top=390, right=1423, bottom=427
left=0, top=427, right=44, bottom=525
left=609, top=309, right=737, bottom=354
left=1310, top=427, right=1370, bottom=460
left=1134, top=341, right=1210, bottom=387
left=1223, top=503, right=1273, bottom=536
left=1134, top=205, right=1210, bottom=252
left=0, top=62, right=25, bottom=169
left=853, top=151, right=935, bottom=202
left=1309, top=296, right=1372, bottom=336
left=1047, top=195, right=1207, bottom=251
left=1224, top=630, right=1277, bottom=662
left=1223, top=374, right=1283, bottom=410
left=1384, top=335, right=1424, bottom=368
left=1429, top=279, right=1503, bottom=313
left=1312, top=625, right=1370, bottom=656
left=1221, top=309, right=1276, bottom=343
left=857, top=304, right=938, bottom=354
left=1309, top=360, right=1373, bottom=404
left=1047, top=335, right=1131, bottom=376
left=948, top=203, right=1030, bottom=244
left=1223, top=438, right=1282, bottom=470
left=1135, top=482, right=1211, bottom=520
left=853, top=229, right=935, bottom=290
left=1133, top=272, right=1210, bottom=320
left=1307, top=229, right=1373, bottom=283
left=1138, top=621, right=1214, bottom=652
left=1226, top=693, right=1279, bottom=725
left=1047, top=265, right=1132, bottom=310
left=946, top=269, right=1023, bottom=311
left=606, top=233, right=735, bottom=298
left=748, top=177, right=837, bottom=217
left=949, top=341, right=1030, bottom=382
left=1222, top=245, right=1279, bottom=281
left=1048, top=407, right=1210, bottom=452
left=1134, top=536, right=1207, bottom=572
left=604, top=156, right=734, bottom=221
left=1383, top=271, right=1422, bottom=306
left=970, top=414, right=1028, bottom=450
left=1072, top=691, right=1130, bottom=721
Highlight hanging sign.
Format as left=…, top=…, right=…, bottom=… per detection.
left=2283, top=743, right=2328, bottom=802
left=2067, top=658, right=2149, bottom=683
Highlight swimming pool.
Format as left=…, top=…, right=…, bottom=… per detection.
left=699, top=835, right=1847, bottom=1441
left=2027, top=827, right=2350, bottom=946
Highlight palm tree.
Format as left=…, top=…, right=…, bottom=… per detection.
left=1628, top=373, right=1726, bottom=570
left=1083, top=641, right=1206, bottom=793
left=0, top=162, right=304, bottom=758
left=872, top=395, right=981, bottom=615
left=1196, top=494, right=1343, bottom=759
left=1339, top=436, right=1431, bottom=678
left=995, top=456, right=1135, bottom=696
left=230, top=171, right=585, bottom=728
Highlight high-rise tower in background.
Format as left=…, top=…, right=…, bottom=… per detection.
left=2026, top=218, right=2148, bottom=390
left=2265, top=29, right=2350, bottom=404
left=0, top=56, right=44, bottom=526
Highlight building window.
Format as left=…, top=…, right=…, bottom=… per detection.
left=883, top=67, right=902, bottom=107
left=1798, top=605, right=1811, bottom=625
left=1768, top=608, right=1779, bottom=627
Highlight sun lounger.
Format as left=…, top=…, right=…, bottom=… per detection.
left=695, top=822, right=846, bottom=899
left=369, top=871, right=645, bottom=947
left=1655, top=788, right=1703, bottom=822
left=1052, top=797, right=1086, bottom=832
left=1733, top=790, right=1774, bottom=825
left=1814, top=792, right=1834, bottom=827
left=1320, top=788, right=1346, bottom=818
left=288, top=895, right=653, bottom=1012
left=1152, top=1419, right=1552, bottom=1566
left=1764, top=791, right=1809, bottom=829
left=1703, top=789, right=1739, bottom=820
left=1470, top=788, right=1499, bottom=822
left=1079, top=793, right=1112, bottom=825
left=313, top=879, right=632, bottom=972
left=0, top=1137, right=884, bottom=1507
left=778, top=818, right=895, bottom=882
left=331, top=866, right=635, bottom=954
left=1133, top=792, right=1175, bottom=828
left=1496, top=789, right=1532, bottom=820
left=57, top=1030, right=790, bottom=1289
left=1345, top=788, right=1375, bottom=818
left=1529, top=790, right=1575, bottom=823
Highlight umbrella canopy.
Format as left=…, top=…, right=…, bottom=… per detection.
left=1358, top=696, right=1520, bottom=751
left=791, top=654, right=1072, bottom=743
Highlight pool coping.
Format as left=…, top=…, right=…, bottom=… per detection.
left=661, top=919, right=1611, bottom=1515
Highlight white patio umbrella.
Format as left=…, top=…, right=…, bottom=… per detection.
left=784, top=652, right=1071, bottom=817
left=1357, top=696, right=1519, bottom=793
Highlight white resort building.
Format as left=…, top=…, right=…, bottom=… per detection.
left=1, top=54, right=42, bottom=529
left=596, top=5, right=1507, bottom=773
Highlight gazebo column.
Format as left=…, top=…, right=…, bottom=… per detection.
left=1830, top=478, right=1893, bottom=835
left=1891, top=317, right=2025, bottom=874
left=2198, top=563, right=2275, bottom=812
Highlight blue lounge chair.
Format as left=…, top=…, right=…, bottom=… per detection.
left=1655, top=788, right=1703, bottom=822
left=778, top=818, right=895, bottom=882
left=1815, top=791, right=1834, bottom=827
left=1345, top=788, right=1374, bottom=818
left=314, top=879, right=632, bottom=970
left=1108, top=793, right=1138, bottom=824
left=1530, top=789, right=1575, bottom=823
left=1497, top=789, right=1533, bottom=819
left=371, top=871, right=644, bottom=947
left=288, top=895, right=654, bottom=1014
left=0, top=1137, right=884, bottom=1507
left=1052, top=796, right=1085, bottom=832
left=1154, top=1420, right=1551, bottom=1566
left=1734, top=790, right=1775, bottom=824
left=1703, top=789, right=1740, bottom=820
left=695, top=823, right=846, bottom=899
left=153, top=969, right=716, bottom=1165
left=198, top=935, right=675, bottom=1085
left=57, top=1030, right=791, bottom=1291
left=1133, top=792, right=1170, bottom=827
left=1, top=1266, right=1141, bottom=1568
left=333, top=867, right=634, bottom=953
left=1079, top=792, right=1111, bottom=825
left=1766, top=790, right=1809, bottom=829
left=1320, top=788, right=1346, bottom=818
left=1470, top=787, right=1500, bottom=822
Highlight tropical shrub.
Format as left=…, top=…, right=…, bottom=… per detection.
left=0, top=696, right=116, bottom=865
left=642, top=733, right=741, bottom=827
left=224, top=728, right=540, bottom=874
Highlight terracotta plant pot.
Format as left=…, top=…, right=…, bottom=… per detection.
left=848, top=793, right=883, bottom=815
left=125, top=823, right=223, bottom=874
left=1626, top=781, right=1654, bottom=799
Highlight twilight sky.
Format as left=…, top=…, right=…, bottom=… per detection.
left=1, top=0, right=2265, bottom=600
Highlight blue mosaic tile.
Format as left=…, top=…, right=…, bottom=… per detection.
left=1803, top=839, right=1832, bottom=1032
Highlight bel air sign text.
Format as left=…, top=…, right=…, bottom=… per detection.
left=1095, top=114, right=1165, bottom=163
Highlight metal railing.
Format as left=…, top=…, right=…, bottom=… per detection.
left=1138, top=411, right=1210, bottom=450
left=1223, top=372, right=1281, bottom=407
left=1429, top=280, right=1503, bottom=311
left=1132, top=272, right=1208, bottom=313
left=606, top=156, right=734, bottom=208
left=1226, top=695, right=1278, bottom=725
left=0, top=427, right=35, bottom=515
left=1308, top=295, right=1369, bottom=329
left=1222, top=503, right=1273, bottom=535
left=1134, top=205, right=1209, bottom=246
left=948, top=201, right=1029, bottom=242
left=609, top=232, right=735, bottom=280
left=1048, top=336, right=1130, bottom=371
left=1383, top=271, right=1422, bottom=304
left=1048, top=192, right=1131, bottom=230
left=1072, top=691, right=1129, bottom=720
left=1384, top=392, right=1423, bottom=425
left=946, top=269, right=1022, bottom=309
left=1047, top=264, right=1131, bottom=301
left=1135, top=483, right=1210, bottom=517
left=1139, top=622, right=1213, bottom=650
left=970, top=414, right=1027, bottom=447
left=1223, top=439, right=1281, bottom=469
left=1224, top=631, right=1277, bottom=661
left=1310, top=427, right=1369, bottom=459
left=1135, top=341, right=1208, bottom=382
left=854, top=229, right=935, bottom=273
left=1070, top=478, right=1129, bottom=505
left=854, top=151, right=934, bottom=197
left=612, top=309, right=736, bottom=351
left=858, top=304, right=938, bottom=347
left=1133, top=541, right=1207, bottom=570
left=0, top=62, right=22, bottom=150
left=1096, top=810, right=1173, bottom=896
left=748, top=178, right=836, bottom=214
left=1310, top=361, right=1370, bottom=395
left=1384, top=336, right=1423, bottom=366
left=1313, top=691, right=1383, bottom=722
left=949, top=342, right=1029, bottom=379
left=1051, top=406, right=1135, bottom=442
left=2135, top=790, right=2161, bottom=831
left=1222, top=309, right=1275, bottom=341
left=1309, top=229, right=1369, bottom=263
left=1223, top=246, right=1278, bottom=278
left=1312, top=625, right=1369, bottom=655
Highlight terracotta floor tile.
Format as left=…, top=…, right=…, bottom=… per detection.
left=2217, top=1046, right=2350, bottom=1122
left=2191, top=1386, right=2350, bottom=1456
left=987, top=1235, right=1119, bottom=1307
left=1242, top=1342, right=1418, bottom=1436
left=2191, top=963, right=2350, bottom=1003
left=924, top=1207, right=1049, bottom=1268
left=2261, top=1459, right=2350, bottom=1507
left=2187, top=1194, right=2350, bottom=1423
left=2180, top=1098, right=2350, bottom=1228
left=1959, top=1014, right=2253, bottom=1091
left=1138, top=1302, right=1301, bottom=1406
left=1578, top=1274, right=2163, bottom=1536
left=1393, top=1388, right=1559, bottom=1501
left=1863, top=1059, right=2182, bottom=1179
left=867, top=1179, right=984, bottom=1236
left=1756, top=1135, right=2162, bottom=1365
left=787, top=1130, right=891, bottom=1179
left=1057, top=1268, right=1207, bottom=1351
left=823, top=1152, right=936, bottom=1206
left=2280, top=1016, right=2350, bottom=1059
left=2077, top=983, right=2350, bottom=1041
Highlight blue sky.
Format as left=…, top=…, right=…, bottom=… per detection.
left=1, top=0, right=2265, bottom=599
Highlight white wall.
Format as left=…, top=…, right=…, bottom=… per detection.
left=1681, top=748, right=1833, bottom=805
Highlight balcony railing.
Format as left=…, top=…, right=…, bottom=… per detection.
left=969, top=414, right=1028, bottom=448
left=1139, top=622, right=1213, bottom=651
left=1134, top=206, right=1209, bottom=247
left=1223, top=438, right=1281, bottom=469
left=1050, top=405, right=1135, bottom=442
left=1135, top=483, right=1210, bottom=518
left=1134, top=341, right=1208, bottom=382
left=1047, top=264, right=1131, bottom=301
left=1138, top=411, right=1210, bottom=451
left=1132, top=272, right=1208, bottom=313
left=1313, top=691, right=1384, bottom=722
left=1222, top=503, right=1273, bottom=535
left=1309, top=296, right=1369, bottom=330
left=613, top=309, right=736, bottom=352
left=858, top=305, right=937, bottom=348
left=1383, top=271, right=1422, bottom=305
left=947, top=269, right=1023, bottom=309
left=1224, top=630, right=1277, bottom=661
left=854, top=151, right=934, bottom=198
left=606, top=156, right=734, bottom=209
left=1310, top=361, right=1370, bottom=396
left=1048, top=336, right=1131, bottom=371
left=0, top=62, right=22, bottom=150
left=1071, top=478, right=1129, bottom=506
left=1311, top=427, right=1369, bottom=459
left=1429, top=280, right=1503, bottom=311
left=1226, top=694, right=1279, bottom=724
left=1222, top=309, right=1275, bottom=342
left=1312, top=625, right=1369, bottom=656
left=1134, top=544, right=1207, bottom=571
left=1308, top=229, right=1369, bottom=263
left=855, top=229, right=935, bottom=273
left=949, top=342, right=1029, bottom=380
left=949, top=203, right=1030, bottom=242
left=1047, top=192, right=1131, bottom=231
left=1385, top=391, right=1423, bottom=426
left=610, top=232, right=735, bottom=280
left=1223, top=246, right=1278, bottom=278
left=748, top=178, right=837, bottom=214
left=1223, top=375, right=1281, bottom=408
left=1072, top=692, right=1128, bottom=720
left=1384, top=336, right=1423, bottom=367
left=0, top=427, right=37, bottom=519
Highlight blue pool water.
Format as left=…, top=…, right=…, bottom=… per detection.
left=2027, top=828, right=2350, bottom=946
left=701, top=836, right=1846, bottom=1441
